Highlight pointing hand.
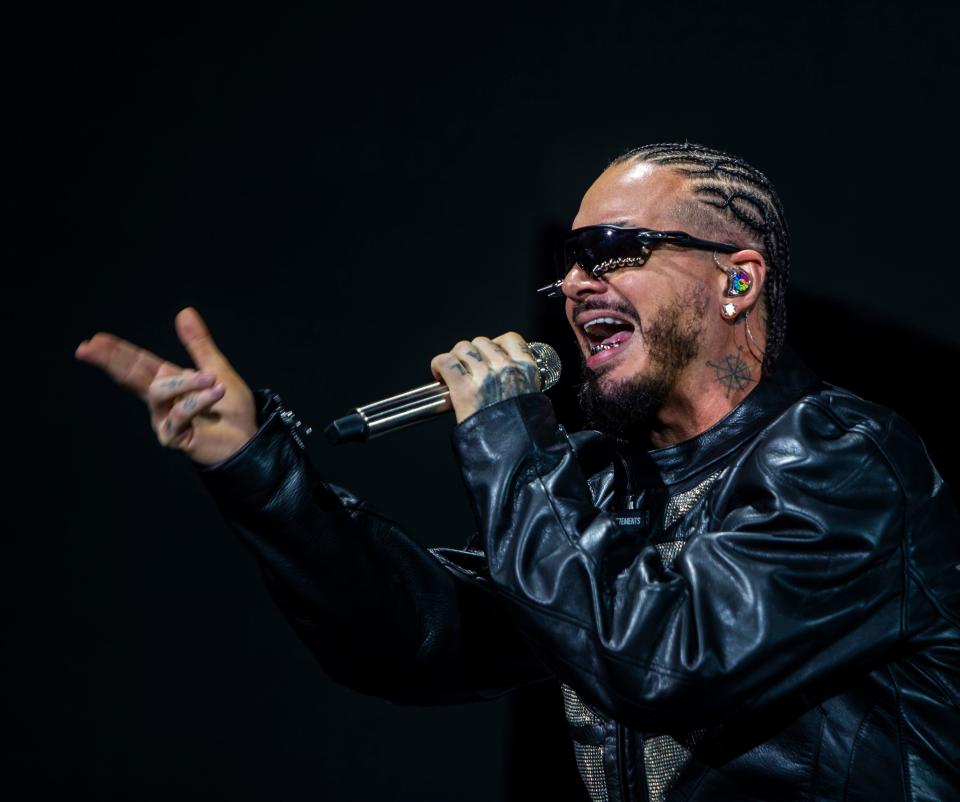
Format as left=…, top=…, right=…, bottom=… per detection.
left=75, top=307, right=257, bottom=466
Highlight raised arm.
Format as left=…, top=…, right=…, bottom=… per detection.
left=450, top=390, right=924, bottom=731
left=75, top=308, right=550, bottom=705
left=193, top=387, right=550, bottom=704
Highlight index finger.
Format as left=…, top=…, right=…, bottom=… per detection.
left=75, top=332, right=177, bottom=401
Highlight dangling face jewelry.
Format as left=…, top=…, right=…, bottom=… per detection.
left=589, top=251, right=651, bottom=279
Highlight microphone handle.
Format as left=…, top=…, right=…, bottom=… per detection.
left=324, top=382, right=453, bottom=444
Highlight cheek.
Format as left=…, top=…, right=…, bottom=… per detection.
left=604, top=275, right=653, bottom=319
left=620, top=273, right=709, bottom=318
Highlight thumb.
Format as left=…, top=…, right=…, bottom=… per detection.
left=175, top=307, right=231, bottom=372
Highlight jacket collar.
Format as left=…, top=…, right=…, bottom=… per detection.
left=615, top=343, right=824, bottom=489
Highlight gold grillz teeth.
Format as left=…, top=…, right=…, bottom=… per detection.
left=589, top=341, right=624, bottom=356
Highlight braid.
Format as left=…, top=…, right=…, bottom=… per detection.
left=610, top=143, right=790, bottom=377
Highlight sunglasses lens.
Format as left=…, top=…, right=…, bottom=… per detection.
left=558, top=227, right=649, bottom=278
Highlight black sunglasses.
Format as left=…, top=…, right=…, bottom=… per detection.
left=537, top=225, right=741, bottom=298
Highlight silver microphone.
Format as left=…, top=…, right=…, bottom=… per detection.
left=325, top=342, right=562, bottom=444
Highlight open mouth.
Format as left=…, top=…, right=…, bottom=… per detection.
left=581, top=316, right=636, bottom=357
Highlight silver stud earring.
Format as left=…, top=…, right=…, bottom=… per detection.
left=721, top=302, right=738, bottom=319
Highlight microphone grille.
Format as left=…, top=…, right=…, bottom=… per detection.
left=529, top=342, right=562, bottom=390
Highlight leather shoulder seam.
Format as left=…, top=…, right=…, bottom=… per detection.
left=788, top=397, right=908, bottom=498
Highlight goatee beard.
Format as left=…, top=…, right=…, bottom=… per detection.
left=576, top=288, right=708, bottom=442
left=578, top=369, right=668, bottom=443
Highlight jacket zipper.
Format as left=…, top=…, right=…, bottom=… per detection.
left=617, top=722, right=631, bottom=802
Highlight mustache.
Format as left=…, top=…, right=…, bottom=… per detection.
left=570, top=297, right=639, bottom=323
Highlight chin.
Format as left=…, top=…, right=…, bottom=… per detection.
left=578, top=369, right=667, bottom=440
left=577, top=339, right=672, bottom=436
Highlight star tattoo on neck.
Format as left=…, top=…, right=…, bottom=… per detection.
left=706, top=347, right=755, bottom=398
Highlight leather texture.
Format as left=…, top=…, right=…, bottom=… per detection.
left=196, top=343, right=960, bottom=801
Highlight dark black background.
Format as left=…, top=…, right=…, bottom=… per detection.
left=9, top=1, right=959, bottom=800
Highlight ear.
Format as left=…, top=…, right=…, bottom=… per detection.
left=715, top=248, right=767, bottom=316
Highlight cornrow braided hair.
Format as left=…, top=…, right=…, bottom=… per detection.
left=610, top=142, right=789, bottom=377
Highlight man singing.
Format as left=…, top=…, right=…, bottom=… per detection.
left=76, top=143, right=960, bottom=801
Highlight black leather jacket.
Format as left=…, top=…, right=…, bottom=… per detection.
left=196, top=344, right=960, bottom=801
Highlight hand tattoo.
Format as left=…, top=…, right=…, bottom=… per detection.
left=476, top=362, right=539, bottom=409
left=183, top=397, right=198, bottom=411
left=467, top=350, right=484, bottom=363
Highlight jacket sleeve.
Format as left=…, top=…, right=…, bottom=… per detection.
left=451, top=392, right=910, bottom=731
left=194, top=389, right=551, bottom=705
